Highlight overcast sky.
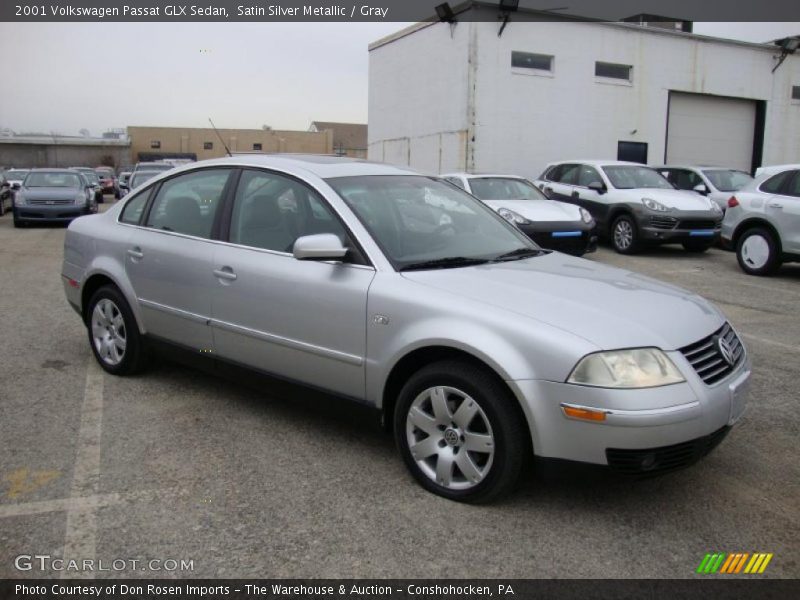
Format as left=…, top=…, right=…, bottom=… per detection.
left=0, top=21, right=798, bottom=136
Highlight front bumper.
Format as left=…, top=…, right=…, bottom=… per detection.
left=637, top=211, right=722, bottom=244
left=14, top=204, right=93, bottom=222
left=508, top=352, right=750, bottom=469
left=518, top=222, right=597, bottom=256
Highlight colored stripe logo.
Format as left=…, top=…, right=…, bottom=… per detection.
left=696, top=552, right=773, bottom=574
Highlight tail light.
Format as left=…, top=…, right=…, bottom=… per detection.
left=728, top=196, right=739, bottom=208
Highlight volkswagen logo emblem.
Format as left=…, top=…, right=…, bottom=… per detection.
left=443, top=428, right=460, bottom=447
left=715, top=335, right=735, bottom=366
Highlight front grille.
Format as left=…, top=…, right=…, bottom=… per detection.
left=27, top=199, right=73, bottom=205
left=680, top=322, right=744, bottom=385
left=606, top=426, right=729, bottom=475
left=678, top=219, right=722, bottom=230
left=650, top=215, right=678, bottom=230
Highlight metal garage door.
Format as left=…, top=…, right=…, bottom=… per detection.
left=666, top=92, right=756, bottom=172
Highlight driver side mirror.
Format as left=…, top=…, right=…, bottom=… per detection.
left=587, top=181, right=606, bottom=194
left=11, top=183, right=21, bottom=190
left=293, top=233, right=348, bottom=261
left=693, top=183, right=709, bottom=195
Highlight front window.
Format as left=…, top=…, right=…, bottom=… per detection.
left=24, top=172, right=82, bottom=188
left=327, top=175, right=538, bottom=270
left=602, top=166, right=673, bottom=190
left=468, top=177, right=547, bottom=201
left=702, top=169, right=753, bottom=192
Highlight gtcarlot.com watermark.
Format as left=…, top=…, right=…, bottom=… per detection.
left=14, top=554, right=194, bottom=573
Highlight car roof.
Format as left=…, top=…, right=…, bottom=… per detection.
left=654, top=165, right=748, bottom=171
left=164, top=154, right=423, bottom=179
left=441, top=172, right=528, bottom=180
left=544, top=160, right=644, bottom=169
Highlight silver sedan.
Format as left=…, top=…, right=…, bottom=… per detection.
left=62, top=155, right=751, bottom=502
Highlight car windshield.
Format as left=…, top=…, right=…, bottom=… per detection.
left=5, top=170, right=28, bottom=180
left=130, top=171, right=160, bottom=188
left=24, top=172, right=81, bottom=188
left=327, top=175, right=540, bottom=270
left=702, top=169, right=753, bottom=192
left=602, top=166, right=673, bottom=190
left=468, top=177, right=547, bottom=201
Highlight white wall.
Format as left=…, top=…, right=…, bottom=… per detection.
left=472, top=20, right=800, bottom=179
left=368, top=22, right=471, bottom=172
left=368, top=17, right=800, bottom=178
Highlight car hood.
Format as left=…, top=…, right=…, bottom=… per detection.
left=23, top=187, right=81, bottom=199
left=614, top=188, right=716, bottom=211
left=402, top=252, right=724, bottom=351
left=482, top=199, right=582, bottom=222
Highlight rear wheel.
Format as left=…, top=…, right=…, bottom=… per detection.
left=736, top=227, right=781, bottom=276
left=611, top=214, right=639, bottom=254
left=86, top=285, right=149, bottom=375
left=682, top=240, right=712, bottom=253
left=394, top=360, right=527, bottom=503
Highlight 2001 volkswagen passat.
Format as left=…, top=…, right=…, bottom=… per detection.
left=62, top=156, right=751, bottom=502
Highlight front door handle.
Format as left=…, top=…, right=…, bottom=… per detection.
left=768, top=202, right=783, bottom=209
left=127, top=247, right=144, bottom=260
left=213, top=267, right=237, bottom=281
left=571, top=191, right=580, bottom=198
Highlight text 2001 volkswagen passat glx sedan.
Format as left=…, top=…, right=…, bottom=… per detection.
left=62, top=156, right=751, bottom=502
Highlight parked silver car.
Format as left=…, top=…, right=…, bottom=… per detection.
left=535, top=161, right=724, bottom=254
left=441, top=172, right=597, bottom=256
left=62, top=156, right=750, bottom=502
left=14, top=169, right=97, bottom=227
left=721, top=166, right=800, bottom=275
left=655, top=165, right=753, bottom=213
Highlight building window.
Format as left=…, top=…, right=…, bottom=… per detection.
left=253, top=143, right=263, bottom=151
left=204, top=141, right=213, bottom=150
left=150, top=140, right=161, bottom=149
left=792, top=85, right=800, bottom=100
left=596, top=61, right=632, bottom=81
left=511, top=51, right=553, bottom=72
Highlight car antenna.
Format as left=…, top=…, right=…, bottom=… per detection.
left=208, top=118, right=232, bottom=156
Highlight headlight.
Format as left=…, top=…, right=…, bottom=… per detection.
left=642, top=198, right=669, bottom=212
left=497, top=207, right=530, bottom=225
left=567, top=348, right=685, bottom=388
left=14, top=192, right=25, bottom=206
left=75, top=193, right=87, bottom=205
left=579, top=207, right=594, bottom=224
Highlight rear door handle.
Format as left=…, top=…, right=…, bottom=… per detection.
left=213, top=267, right=237, bottom=281
left=127, top=247, right=144, bottom=260
left=768, top=202, right=783, bottom=209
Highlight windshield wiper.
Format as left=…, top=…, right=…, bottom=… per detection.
left=399, top=256, right=491, bottom=271
left=491, top=247, right=546, bottom=262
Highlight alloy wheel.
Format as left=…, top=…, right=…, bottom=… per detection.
left=91, top=298, right=127, bottom=366
left=614, top=220, right=633, bottom=250
left=741, top=234, right=770, bottom=270
left=405, top=386, right=495, bottom=490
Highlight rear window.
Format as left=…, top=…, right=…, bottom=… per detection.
left=759, top=171, right=791, bottom=194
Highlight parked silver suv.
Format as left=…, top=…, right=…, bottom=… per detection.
left=62, top=156, right=750, bottom=502
left=535, top=161, right=724, bottom=254
left=721, top=167, right=800, bottom=275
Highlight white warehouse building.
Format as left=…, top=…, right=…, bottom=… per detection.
left=367, top=3, right=800, bottom=178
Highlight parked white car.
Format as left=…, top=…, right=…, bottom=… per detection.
left=441, top=173, right=596, bottom=256
left=721, top=167, right=800, bottom=275
left=655, top=165, right=752, bottom=213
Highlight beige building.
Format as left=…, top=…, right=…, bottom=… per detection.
left=127, top=126, right=333, bottom=162
left=308, top=122, right=367, bottom=158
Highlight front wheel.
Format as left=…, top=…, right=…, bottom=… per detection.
left=736, top=227, right=781, bottom=276
left=394, top=360, right=528, bottom=503
left=611, top=214, right=640, bottom=254
left=86, top=285, right=149, bottom=375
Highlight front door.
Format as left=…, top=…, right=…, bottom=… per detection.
left=210, top=168, right=375, bottom=400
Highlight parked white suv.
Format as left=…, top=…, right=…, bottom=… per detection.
left=535, top=161, right=723, bottom=254
left=655, top=165, right=752, bottom=213
left=722, top=167, right=800, bottom=275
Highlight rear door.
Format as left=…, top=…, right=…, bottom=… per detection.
left=124, top=167, right=234, bottom=352
left=771, top=170, right=800, bottom=254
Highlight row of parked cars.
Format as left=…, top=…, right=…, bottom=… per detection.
left=0, top=162, right=177, bottom=226
left=441, top=160, right=799, bottom=276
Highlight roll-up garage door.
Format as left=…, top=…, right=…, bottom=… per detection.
left=666, top=92, right=756, bottom=172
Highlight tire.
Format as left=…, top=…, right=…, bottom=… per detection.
left=394, top=360, right=528, bottom=503
left=114, top=189, right=121, bottom=200
left=736, top=227, right=781, bottom=276
left=13, top=217, right=24, bottom=228
left=682, top=240, right=712, bottom=253
left=611, top=214, right=640, bottom=254
left=86, top=285, right=149, bottom=375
